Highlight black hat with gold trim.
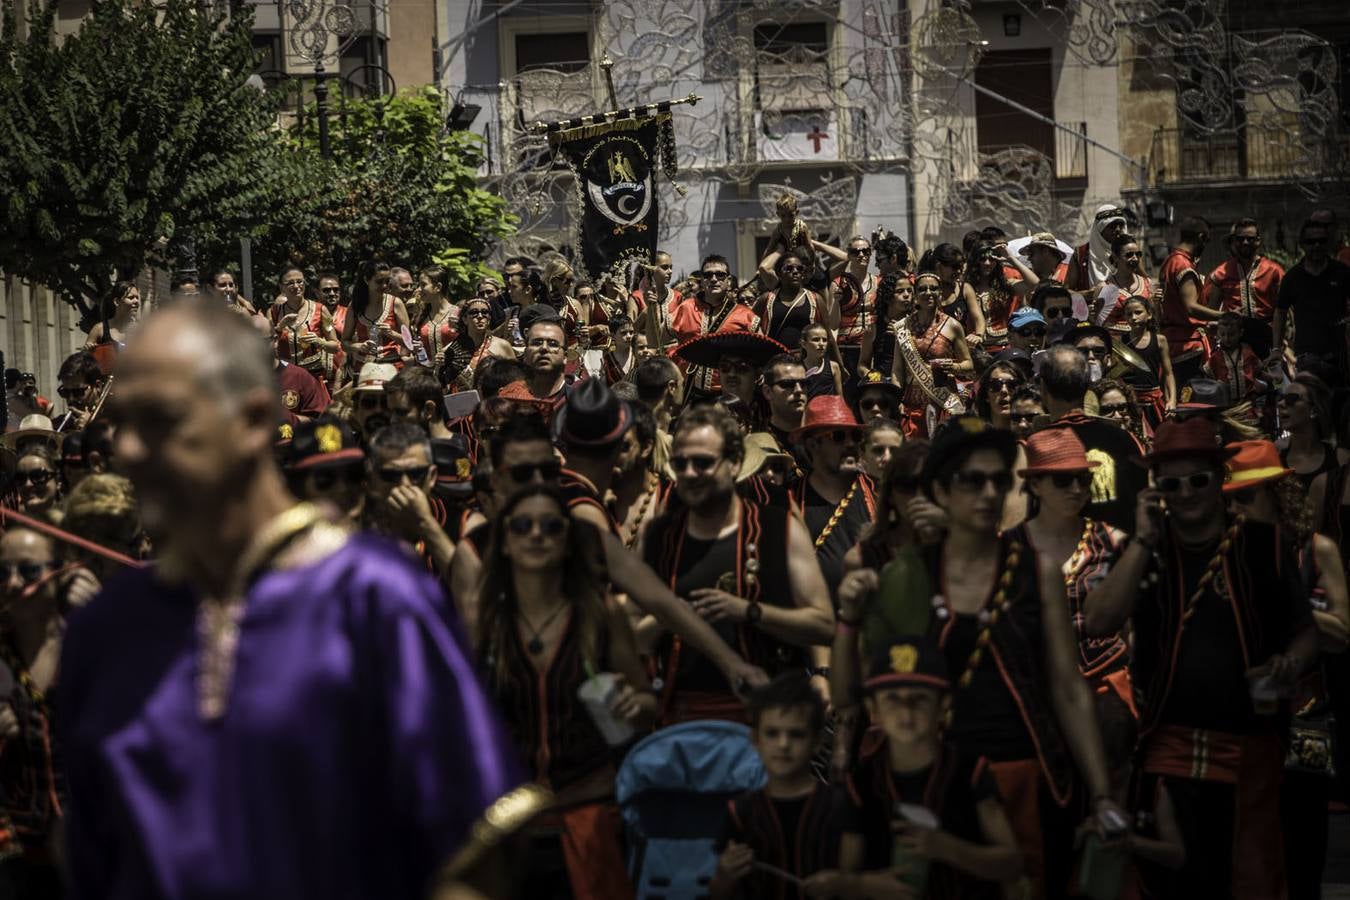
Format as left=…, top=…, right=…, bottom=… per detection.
left=865, top=636, right=951, bottom=693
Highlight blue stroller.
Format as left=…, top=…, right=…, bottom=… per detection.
left=616, top=720, right=767, bottom=900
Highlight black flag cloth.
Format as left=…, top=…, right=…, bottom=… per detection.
left=556, top=113, right=677, bottom=281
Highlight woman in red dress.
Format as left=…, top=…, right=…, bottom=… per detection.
left=416, top=264, right=458, bottom=367
left=891, top=271, right=973, bottom=437
left=270, top=267, right=340, bottom=387
left=340, top=259, right=411, bottom=375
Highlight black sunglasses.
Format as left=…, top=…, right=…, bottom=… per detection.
left=0, top=561, right=55, bottom=584
left=507, top=460, right=562, bottom=483
left=1045, top=307, right=1073, bottom=319
left=720, top=359, right=755, bottom=374
left=1015, top=327, right=1047, bottom=338
left=951, top=469, right=1013, bottom=493
left=815, top=429, right=857, bottom=445
left=780, top=265, right=806, bottom=274
left=1099, top=403, right=1131, bottom=416
left=309, top=465, right=364, bottom=491
left=1155, top=471, right=1215, bottom=492
left=507, top=514, right=568, bottom=537
left=1047, top=471, right=1093, bottom=489
left=57, top=385, right=91, bottom=398
left=376, top=466, right=431, bottom=485
left=14, top=469, right=54, bottom=487
left=672, top=454, right=721, bottom=474
left=699, top=270, right=732, bottom=281
left=849, top=247, right=872, bottom=257
left=987, top=377, right=1019, bottom=394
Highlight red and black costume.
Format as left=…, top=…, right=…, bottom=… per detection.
left=0, top=645, right=65, bottom=888
left=922, top=533, right=1079, bottom=896
left=790, top=474, right=876, bottom=604
left=1131, top=519, right=1313, bottom=899
left=718, top=782, right=847, bottom=900
left=833, top=273, right=877, bottom=372
left=843, top=740, right=1003, bottom=899
left=1158, top=248, right=1209, bottom=385
left=643, top=500, right=800, bottom=725
left=1204, top=255, right=1284, bottom=324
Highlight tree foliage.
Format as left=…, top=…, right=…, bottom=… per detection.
left=0, top=0, right=306, bottom=318
left=216, top=86, right=515, bottom=301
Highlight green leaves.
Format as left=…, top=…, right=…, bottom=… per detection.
left=218, top=86, right=515, bottom=300
left=0, top=0, right=300, bottom=315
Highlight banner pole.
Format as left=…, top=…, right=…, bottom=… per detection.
left=528, top=92, right=701, bottom=135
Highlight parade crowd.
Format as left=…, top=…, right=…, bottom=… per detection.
left=1, top=198, right=1349, bottom=900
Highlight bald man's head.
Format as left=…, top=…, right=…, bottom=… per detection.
left=126, top=301, right=277, bottom=412
left=1038, top=344, right=1090, bottom=405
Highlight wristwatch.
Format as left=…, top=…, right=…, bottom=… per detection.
left=745, top=600, right=763, bottom=624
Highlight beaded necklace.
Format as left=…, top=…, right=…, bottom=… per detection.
left=931, top=538, right=1024, bottom=688
left=812, top=481, right=859, bottom=550
left=1064, top=517, right=1095, bottom=580
left=622, top=476, right=659, bottom=550
left=1178, top=515, right=1244, bottom=626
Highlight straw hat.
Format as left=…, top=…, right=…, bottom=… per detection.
left=738, top=432, right=793, bottom=482
left=791, top=395, right=863, bottom=442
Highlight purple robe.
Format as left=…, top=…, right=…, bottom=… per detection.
left=58, top=532, right=522, bottom=900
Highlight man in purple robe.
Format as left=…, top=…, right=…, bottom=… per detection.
left=58, top=302, right=524, bottom=899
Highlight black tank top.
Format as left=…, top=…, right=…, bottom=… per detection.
left=1123, top=333, right=1163, bottom=390
left=767, top=290, right=813, bottom=349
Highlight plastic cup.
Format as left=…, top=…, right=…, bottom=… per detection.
left=577, top=673, right=635, bottom=747
left=891, top=803, right=938, bottom=893
left=1248, top=673, right=1280, bottom=716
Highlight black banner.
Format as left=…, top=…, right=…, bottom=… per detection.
left=557, top=114, right=672, bottom=281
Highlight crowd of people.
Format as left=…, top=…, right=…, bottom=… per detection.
left=1, top=198, right=1349, bottom=900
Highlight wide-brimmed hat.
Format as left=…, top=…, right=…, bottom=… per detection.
left=555, top=378, right=633, bottom=448
left=1058, top=321, right=1113, bottom=351
left=287, top=419, right=364, bottom=471
left=738, top=432, right=794, bottom=482
left=792, top=395, right=863, bottom=442
left=1223, top=440, right=1292, bottom=493
left=1023, top=231, right=1068, bottom=260
left=353, top=363, right=397, bottom=394
left=2, top=414, right=60, bottom=454
left=1018, top=428, right=1099, bottom=475
left=919, top=417, right=1017, bottom=489
left=1176, top=377, right=1231, bottom=411
left=431, top=435, right=475, bottom=496
left=1142, top=417, right=1234, bottom=465
left=864, top=637, right=951, bottom=693
left=673, top=331, right=787, bottom=369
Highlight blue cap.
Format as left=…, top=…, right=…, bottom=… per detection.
left=1009, top=308, right=1047, bottom=331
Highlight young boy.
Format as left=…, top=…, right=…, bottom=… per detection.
left=822, top=638, right=1023, bottom=899
left=711, top=673, right=848, bottom=900
left=1202, top=312, right=1263, bottom=403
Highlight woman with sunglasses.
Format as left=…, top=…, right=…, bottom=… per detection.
left=919, top=244, right=985, bottom=346
left=1013, top=429, right=1136, bottom=771
left=1091, top=234, right=1153, bottom=335
left=965, top=241, right=1033, bottom=352
left=826, top=236, right=881, bottom=374
left=13, top=448, right=61, bottom=523
left=972, top=360, right=1025, bottom=432
left=0, top=526, right=70, bottom=898
left=754, top=253, right=827, bottom=352
left=439, top=298, right=516, bottom=392
left=857, top=271, right=913, bottom=382
left=271, top=267, right=340, bottom=387
left=341, top=259, right=411, bottom=376
left=475, top=485, right=654, bottom=898
left=1279, top=373, right=1348, bottom=491
left=1093, top=378, right=1147, bottom=445
left=891, top=270, right=973, bottom=437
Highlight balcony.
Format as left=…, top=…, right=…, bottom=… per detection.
left=1054, top=121, right=1089, bottom=187
left=1149, top=126, right=1348, bottom=186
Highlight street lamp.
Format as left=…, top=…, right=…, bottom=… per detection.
left=285, top=0, right=373, bottom=158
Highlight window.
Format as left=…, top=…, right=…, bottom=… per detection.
left=499, top=16, right=597, bottom=167
left=753, top=20, right=836, bottom=162
left=515, top=32, right=590, bottom=73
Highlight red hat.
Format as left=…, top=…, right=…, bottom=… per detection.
left=1141, top=417, right=1233, bottom=465
left=1222, top=440, right=1293, bottom=492
left=497, top=380, right=556, bottom=420
left=1018, top=428, right=1100, bottom=475
left=792, top=395, right=862, bottom=442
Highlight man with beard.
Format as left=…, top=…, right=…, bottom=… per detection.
left=54, top=351, right=107, bottom=433
left=761, top=354, right=809, bottom=455
left=1066, top=322, right=1113, bottom=388
left=641, top=405, right=834, bottom=723
left=1036, top=344, right=1145, bottom=533
left=1066, top=204, right=1130, bottom=292
left=633, top=354, right=682, bottom=477
left=667, top=255, right=760, bottom=403
left=349, top=362, right=396, bottom=442
left=1007, top=307, right=1048, bottom=356
left=790, top=396, right=876, bottom=600
left=61, top=302, right=524, bottom=900
left=1204, top=218, right=1284, bottom=328
left=1086, top=418, right=1318, bottom=899
left=1160, top=216, right=1222, bottom=386
left=361, top=422, right=457, bottom=582
left=674, top=332, right=787, bottom=415
left=449, top=410, right=770, bottom=694
left=520, top=307, right=577, bottom=413
left=1276, top=218, right=1350, bottom=379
